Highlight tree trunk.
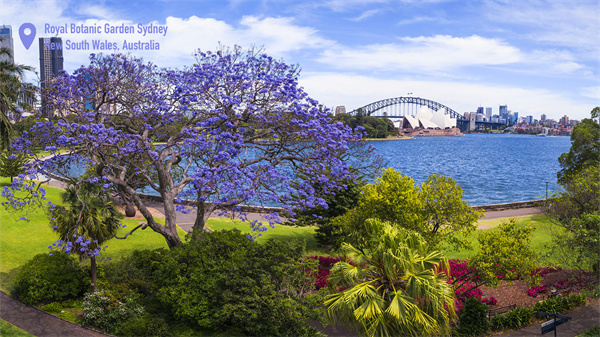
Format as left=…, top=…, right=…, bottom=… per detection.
left=90, top=256, right=97, bottom=293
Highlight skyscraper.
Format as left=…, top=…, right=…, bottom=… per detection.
left=485, top=107, right=492, bottom=116
left=0, top=25, right=14, bottom=64
left=39, top=37, right=64, bottom=117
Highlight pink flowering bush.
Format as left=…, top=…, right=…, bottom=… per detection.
left=445, top=259, right=498, bottom=314
left=305, top=255, right=342, bottom=290
left=527, top=285, right=547, bottom=297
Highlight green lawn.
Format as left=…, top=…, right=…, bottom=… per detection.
left=1, top=176, right=564, bottom=293
left=444, top=213, right=555, bottom=260
left=0, top=320, right=35, bottom=337
left=206, top=217, right=327, bottom=255
left=0, top=178, right=186, bottom=292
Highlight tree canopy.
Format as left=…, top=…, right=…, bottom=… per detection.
left=557, top=108, right=600, bottom=183
left=7, top=47, right=364, bottom=248
left=330, top=168, right=481, bottom=250
left=545, top=166, right=600, bottom=270
left=0, top=40, right=37, bottom=150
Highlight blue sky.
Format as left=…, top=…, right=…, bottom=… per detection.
left=2, top=0, right=598, bottom=120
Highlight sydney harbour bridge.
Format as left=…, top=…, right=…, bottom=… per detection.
left=348, top=96, right=503, bottom=131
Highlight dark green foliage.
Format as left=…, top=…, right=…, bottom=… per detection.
left=490, top=307, right=532, bottom=331
left=289, top=173, right=364, bottom=247
left=97, top=231, right=324, bottom=336
left=0, top=149, right=26, bottom=182
left=534, top=294, right=587, bottom=318
left=12, top=251, right=88, bottom=305
left=118, top=313, right=172, bottom=337
left=557, top=113, right=600, bottom=183
left=333, top=112, right=398, bottom=138
left=456, top=297, right=490, bottom=336
left=153, top=230, right=321, bottom=336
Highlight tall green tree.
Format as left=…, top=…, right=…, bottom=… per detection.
left=50, top=181, right=123, bottom=292
left=557, top=108, right=600, bottom=183
left=332, top=168, right=481, bottom=250
left=325, top=219, right=455, bottom=337
left=0, top=40, right=37, bottom=150
left=545, top=166, right=600, bottom=270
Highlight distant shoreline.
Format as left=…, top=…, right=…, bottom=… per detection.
left=364, top=136, right=414, bottom=141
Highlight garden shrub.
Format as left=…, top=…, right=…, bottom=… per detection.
left=81, top=290, right=144, bottom=335
left=118, top=313, right=171, bottom=337
left=490, top=313, right=511, bottom=331
left=504, top=307, right=532, bottom=329
left=41, top=302, right=62, bottom=313
left=490, top=307, right=532, bottom=331
left=455, top=297, right=490, bottom=336
left=12, top=251, right=88, bottom=305
left=534, top=294, right=587, bottom=318
left=153, top=230, right=322, bottom=336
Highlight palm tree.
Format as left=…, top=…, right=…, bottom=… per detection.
left=50, top=180, right=123, bottom=292
left=0, top=40, right=37, bottom=150
left=325, top=219, right=456, bottom=337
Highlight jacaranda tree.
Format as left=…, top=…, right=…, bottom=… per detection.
left=6, top=46, right=362, bottom=248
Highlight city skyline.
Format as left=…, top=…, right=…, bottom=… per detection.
left=1, top=0, right=598, bottom=121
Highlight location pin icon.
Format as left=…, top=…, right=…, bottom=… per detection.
left=19, top=23, right=36, bottom=50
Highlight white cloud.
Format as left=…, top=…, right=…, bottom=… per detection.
left=350, top=9, right=383, bottom=21
left=298, top=72, right=595, bottom=120
left=318, top=35, right=522, bottom=73
left=484, top=0, right=598, bottom=53
left=75, top=4, right=118, bottom=20
left=396, top=16, right=443, bottom=25
left=580, top=86, right=599, bottom=101
left=4, top=0, right=334, bottom=79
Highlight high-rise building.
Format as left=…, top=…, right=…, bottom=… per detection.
left=560, top=115, right=569, bottom=126
left=541, top=114, right=547, bottom=122
left=499, top=105, right=508, bottom=118
left=485, top=107, right=492, bottom=116
left=476, top=107, right=484, bottom=115
left=39, top=37, right=64, bottom=117
left=0, top=25, right=14, bottom=64
left=335, top=106, right=346, bottom=115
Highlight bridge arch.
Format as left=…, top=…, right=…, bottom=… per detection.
left=349, top=97, right=462, bottom=120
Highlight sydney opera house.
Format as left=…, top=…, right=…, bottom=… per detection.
left=399, top=106, right=464, bottom=136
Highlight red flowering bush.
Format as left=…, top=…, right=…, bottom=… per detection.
left=445, top=259, right=498, bottom=314
left=527, top=285, right=547, bottom=297
left=305, top=255, right=342, bottom=290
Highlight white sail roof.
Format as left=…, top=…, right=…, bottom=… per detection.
left=431, top=108, right=447, bottom=129
left=415, top=106, right=433, bottom=121
left=403, top=115, right=419, bottom=129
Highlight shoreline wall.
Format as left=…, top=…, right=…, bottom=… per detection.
left=43, top=172, right=546, bottom=215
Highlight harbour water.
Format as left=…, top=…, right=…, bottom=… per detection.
left=369, top=134, right=572, bottom=206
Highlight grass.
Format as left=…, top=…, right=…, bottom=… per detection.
left=0, top=320, right=35, bottom=337
left=0, top=178, right=186, bottom=293
left=577, top=326, right=600, bottom=337
left=444, top=213, right=556, bottom=260
left=0, top=176, right=566, bottom=292
left=205, top=217, right=327, bottom=255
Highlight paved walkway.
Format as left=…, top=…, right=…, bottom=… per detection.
left=40, top=176, right=545, bottom=232
left=498, top=299, right=600, bottom=337
left=0, top=292, right=110, bottom=337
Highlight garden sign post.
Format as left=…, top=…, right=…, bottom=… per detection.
left=539, top=312, right=571, bottom=336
